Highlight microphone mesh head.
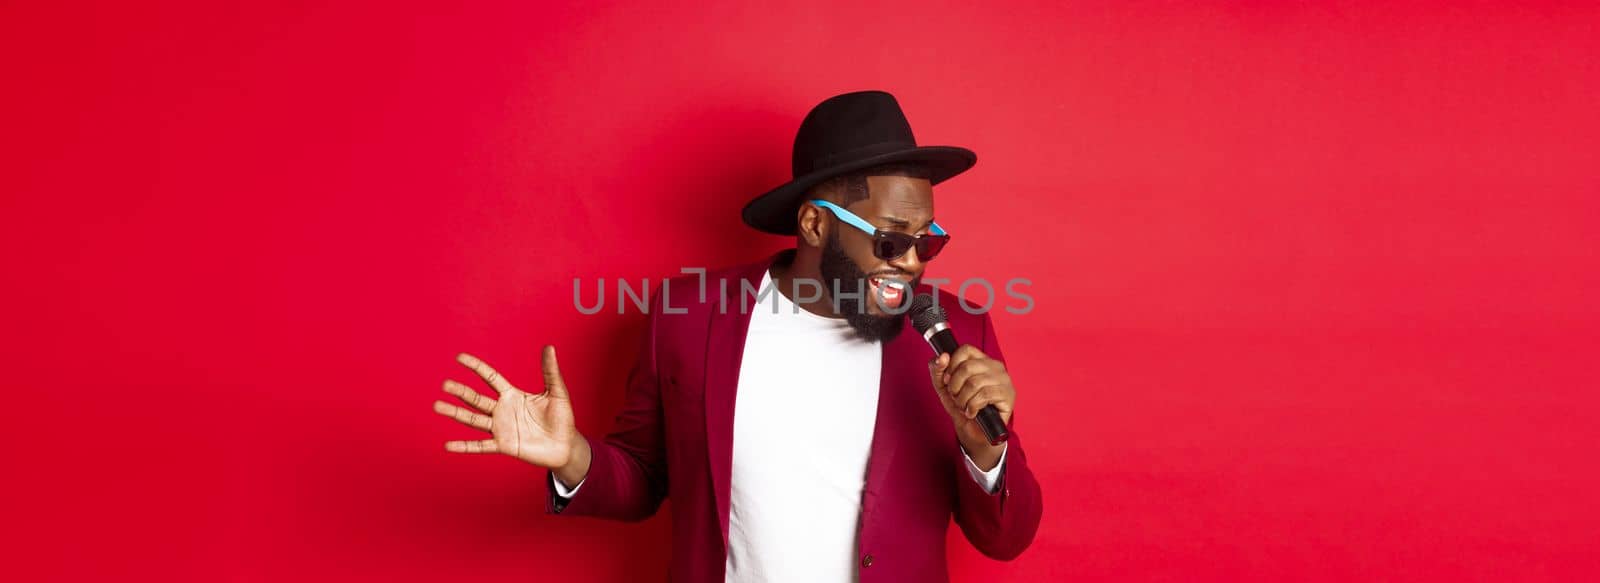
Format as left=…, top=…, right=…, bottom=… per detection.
left=908, top=293, right=946, bottom=334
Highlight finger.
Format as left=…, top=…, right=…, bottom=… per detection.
left=943, top=345, right=986, bottom=385
left=442, top=379, right=497, bottom=414
left=445, top=439, right=499, bottom=454
left=947, top=361, right=994, bottom=402
left=433, top=400, right=491, bottom=432
left=953, top=382, right=1004, bottom=419
left=958, top=384, right=994, bottom=417
left=961, top=384, right=1014, bottom=419
left=457, top=352, right=514, bottom=394
left=928, top=357, right=958, bottom=414
left=541, top=345, right=569, bottom=399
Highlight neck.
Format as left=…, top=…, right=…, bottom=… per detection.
left=769, top=246, right=840, bottom=319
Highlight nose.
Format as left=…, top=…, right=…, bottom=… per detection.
left=888, top=246, right=924, bottom=278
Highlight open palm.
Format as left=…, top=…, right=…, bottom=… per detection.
left=433, top=346, right=577, bottom=469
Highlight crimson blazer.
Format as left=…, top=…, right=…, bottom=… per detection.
left=546, top=250, right=1043, bottom=582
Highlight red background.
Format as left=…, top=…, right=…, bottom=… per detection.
left=3, top=1, right=1597, bottom=581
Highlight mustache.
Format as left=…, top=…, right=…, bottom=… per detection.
left=865, top=270, right=915, bottom=280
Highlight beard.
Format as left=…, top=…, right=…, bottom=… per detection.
left=819, top=230, right=912, bottom=343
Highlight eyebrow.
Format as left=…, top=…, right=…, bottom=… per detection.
left=878, top=216, right=935, bottom=231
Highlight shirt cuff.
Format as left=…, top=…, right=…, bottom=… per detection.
left=961, top=443, right=1007, bottom=494
left=551, top=472, right=585, bottom=498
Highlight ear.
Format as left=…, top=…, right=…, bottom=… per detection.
left=796, top=200, right=827, bottom=248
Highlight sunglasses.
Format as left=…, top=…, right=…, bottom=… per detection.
left=809, top=199, right=951, bottom=261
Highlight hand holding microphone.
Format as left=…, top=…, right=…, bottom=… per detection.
left=909, top=295, right=1014, bottom=462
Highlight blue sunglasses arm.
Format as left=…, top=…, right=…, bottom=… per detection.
left=808, top=199, right=880, bottom=235
left=809, top=199, right=951, bottom=236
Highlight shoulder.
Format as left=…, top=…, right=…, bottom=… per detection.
left=652, top=256, right=771, bottom=314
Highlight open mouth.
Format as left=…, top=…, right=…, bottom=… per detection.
left=867, top=275, right=909, bottom=310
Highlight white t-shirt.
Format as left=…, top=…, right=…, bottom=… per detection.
left=554, top=269, right=1005, bottom=582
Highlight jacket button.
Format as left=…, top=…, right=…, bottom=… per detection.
left=861, top=554, right=874, bottom=567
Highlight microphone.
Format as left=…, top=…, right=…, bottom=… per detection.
left=908, top=294, right=1010, bottom=445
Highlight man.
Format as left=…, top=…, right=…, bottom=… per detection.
left=432, top=90, right=1043, bottom=581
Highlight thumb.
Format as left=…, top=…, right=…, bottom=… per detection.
left=928, top=353, right=950, bottom=391
left=928, top=354, right=958, bottom=416
left=541, top=345, right=569, bottom=399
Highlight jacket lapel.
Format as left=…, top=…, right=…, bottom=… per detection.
left=859, top=318, right=926, bottom=532
left=703, top=254, right=773, bottom=548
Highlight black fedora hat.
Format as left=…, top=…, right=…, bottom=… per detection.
left=742, top=90, right=976, bottom=235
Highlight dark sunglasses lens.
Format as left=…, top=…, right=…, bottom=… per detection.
left=873, top=232, right=948, bottom=261
left=918, top=234, right=950, bottom=260
left=874, top=234, right=912, bottom=260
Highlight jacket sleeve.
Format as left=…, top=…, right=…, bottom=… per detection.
left=951, top=311, right=1044, bottom=560
left=543, top=287, right=670, bottom=522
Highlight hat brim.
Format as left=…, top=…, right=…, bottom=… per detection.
left=741, top=145, right=976, bottom=235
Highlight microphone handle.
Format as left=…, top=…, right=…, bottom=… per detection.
left=927, top=328, right=1011, bottom=445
